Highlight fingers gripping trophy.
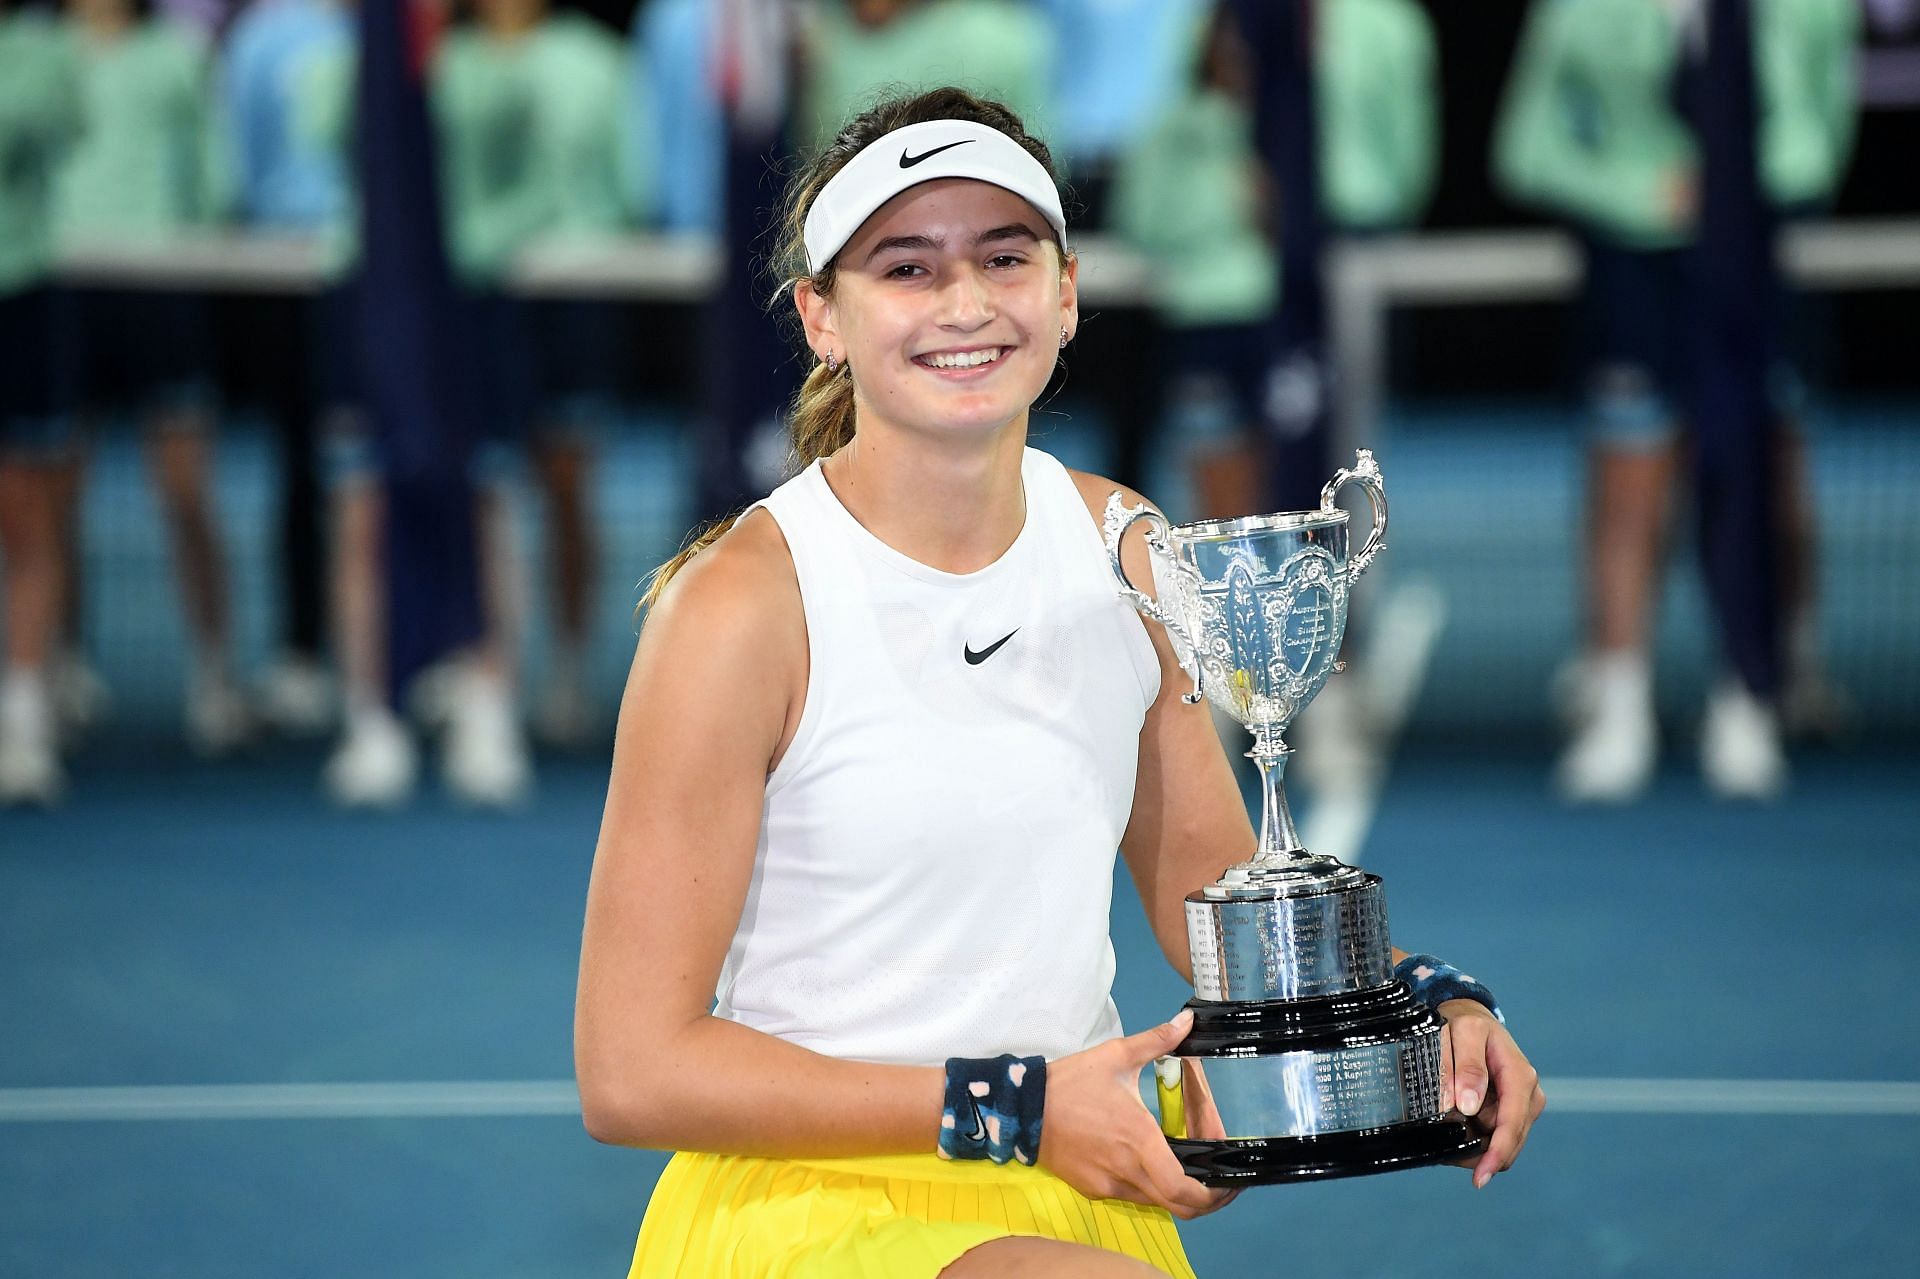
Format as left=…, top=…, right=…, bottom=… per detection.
left=1103, top=450, right=1485, bottom=1185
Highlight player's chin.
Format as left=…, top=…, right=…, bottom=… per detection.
left=962, top=363, right=1052, bottom=419
left=918, top=384, right=1045, bottom=432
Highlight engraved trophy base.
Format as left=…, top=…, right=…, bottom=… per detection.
left=1159, top=987, right=1487, bottom=1187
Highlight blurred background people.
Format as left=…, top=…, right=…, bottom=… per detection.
left=797, top=0, right=1054, bottom=156
left=1494, top=0, right=1860, bottom=803
left=53, top=0, right=248, bottom=756
left=1317, top=0, right=1438, bottom=239
left=1039, top=0, right=1195, bottom=225
left=1113, top=0, right=1435, bottom=523
left=218, top=0, right=358, bottom=739
left=224, top=0, right=354, bottom=243
left=2, top=0, right=1911, bottom=823
left=1112, top=0, right=1436, bottom=811
left=629, top=0, right=704, bottom=234
left=264, top=2, right=433, bottom=807
left=0, top=0, right=84, bottom=805
left=1110, top=2, right=1275, bottom=521
left=307, top=0, right=631, bottom=807
left=432, top=0, right=629, bottom=778
left=437, top=0, right=631, bottom=756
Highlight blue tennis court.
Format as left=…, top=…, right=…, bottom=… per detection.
left=4, top=404, right=1917, bottom=1277
left=5, top=748, right=1918, bottom=1275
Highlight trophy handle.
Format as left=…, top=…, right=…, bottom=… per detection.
left=1320, top=448, right=1388, bottom=582
left=1102, top=492, right=1206, bottom=705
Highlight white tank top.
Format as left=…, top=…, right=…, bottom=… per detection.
left=713, top=447, right=1162, bottom=1066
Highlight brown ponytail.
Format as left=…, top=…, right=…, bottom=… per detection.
left=639, top=87, right=1065, bottom=615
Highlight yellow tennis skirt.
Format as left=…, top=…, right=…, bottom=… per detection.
left=628, top=1150, right=1196, bottom=1278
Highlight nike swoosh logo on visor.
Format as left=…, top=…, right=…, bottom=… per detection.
left=900, top=139, right=975, bottom=168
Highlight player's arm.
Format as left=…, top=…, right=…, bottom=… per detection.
left=573, top=511, right=946, bottom=1156
left=1071, top=474, right=1255, bottom=985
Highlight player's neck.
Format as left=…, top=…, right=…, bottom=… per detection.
left=821, top=417, right=1029, bottom=575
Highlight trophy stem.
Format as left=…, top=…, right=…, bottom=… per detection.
left=1248, top=731, right=1306, bottom=860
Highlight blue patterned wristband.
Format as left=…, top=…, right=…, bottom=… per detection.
left=938, top=1054, right=1046, bottom=1166
left=1395, top=953, right=1506, bottom=1025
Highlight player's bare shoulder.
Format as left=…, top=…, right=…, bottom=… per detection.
left=635, top=509, right=807, bottom=700
left=645, top=510, right=798, bottom=627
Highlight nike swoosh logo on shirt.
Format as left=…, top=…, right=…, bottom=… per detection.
left=900, top=139, right=974, bottom=168
left=964, top=629, right=1019, bottom=665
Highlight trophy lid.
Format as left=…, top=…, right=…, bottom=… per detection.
left=1202, top=852, right=1368, bottom=900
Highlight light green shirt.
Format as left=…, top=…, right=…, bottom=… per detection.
left=799, top=0, right=1054, bottom=156
left=528, top=16, right=639, bottom=241
left=53, top=18, right=228, bottom=243
left=434, top=15, right=632, bottom=286
left=1493, top=0, right=1858, bottom=249
left=1318, top=0, right=1438, bottom=231
left=1111, top=89, right=1275, bottom=328
left=1755, top=0, right=1858, bottom=206
left=0, top=12, right=84, bottom=293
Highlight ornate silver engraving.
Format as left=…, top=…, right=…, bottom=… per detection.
left=1104, top=451, right=1388, bottom=865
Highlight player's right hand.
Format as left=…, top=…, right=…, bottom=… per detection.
left=1038, top=1009, right=1236, bottom=1221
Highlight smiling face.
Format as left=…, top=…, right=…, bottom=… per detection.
left=796, top=178, right=1077, bottom=449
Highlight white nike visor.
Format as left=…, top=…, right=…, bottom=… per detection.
left=802, top=119, right=1068, bottom=275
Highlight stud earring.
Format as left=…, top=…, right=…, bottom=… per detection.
left=1059, top=330, right=1070, bottom=349
left=825, top=351, right=839, bottom=374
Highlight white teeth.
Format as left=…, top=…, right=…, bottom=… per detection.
left=923, top=348, right=1003, bottom=369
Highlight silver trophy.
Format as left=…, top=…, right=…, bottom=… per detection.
left=1103, top=450, right=1482, bottom=1184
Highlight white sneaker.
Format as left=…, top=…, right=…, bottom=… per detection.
left=186, top=674, right=254, bottom=756
left=257, top=654, right=335, bottom=737
left=1555, top=651, right=1657, bottom=803
left=0, top=671, right=65, bottom=806
left=324, top=705, right=419, bottom=808
left=1700, top=681, right=1788, bottom=801
left=441, top=669, right=532, bottom=807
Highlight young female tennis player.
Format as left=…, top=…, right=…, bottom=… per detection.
left=575, top=87, right=1543, bottom=1278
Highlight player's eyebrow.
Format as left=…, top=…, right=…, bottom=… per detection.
left=862, top=223, right=1042, bottom=265
left=975, top=223, right=1042, bottom=248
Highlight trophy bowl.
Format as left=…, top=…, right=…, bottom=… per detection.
left=1104, top=450, right=1485, bottom=1185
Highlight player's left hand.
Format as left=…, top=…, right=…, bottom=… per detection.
left=1438, top=1001, right=1545, bottom=1188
